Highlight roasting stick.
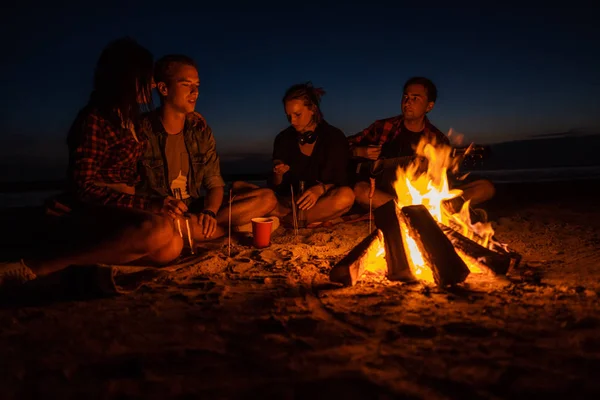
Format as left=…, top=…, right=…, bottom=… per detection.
left=173, top=188, right=194, bottom=254
left=290, top=184, right=298, bottom=237
left=176, top=218, right=183, bottom=238
left=369, top=177, right=376, bottom=233
left=185, top=218, right=194, bottom=254
left=228, top=189, right=232, bottom=257
left=172, top=189, right=184, bottom=238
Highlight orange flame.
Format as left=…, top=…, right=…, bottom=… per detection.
left=393, top=135, right=495, bottom=279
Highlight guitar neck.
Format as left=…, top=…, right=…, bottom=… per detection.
left=354, top=145, right=486, bottom=176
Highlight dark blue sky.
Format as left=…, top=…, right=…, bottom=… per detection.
left=1, top=4, right=599, bottom=179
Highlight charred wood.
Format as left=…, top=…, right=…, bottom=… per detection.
left=330, top=229, right=382, bottom=286
left=401, top=205, right=470, bottom=286
left=374, top=200, right=415, bottom=282
left=439, top=224, right=514, bottom=275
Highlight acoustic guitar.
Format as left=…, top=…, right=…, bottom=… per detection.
left=350, top=145, right=487, bottom=182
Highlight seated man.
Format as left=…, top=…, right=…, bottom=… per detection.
left=138, top=54, right=277, bottom=242
left=348, top=76, right=495, bottom=213
left=268, top=82, right=355, bottom=227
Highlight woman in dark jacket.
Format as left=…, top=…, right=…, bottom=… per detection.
left=270, top=82, right=354, bottom=226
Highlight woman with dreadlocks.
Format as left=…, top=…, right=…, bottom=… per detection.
left=270, top=82, right=355, bottom=227
left=0, top=37, right=184, bottom=288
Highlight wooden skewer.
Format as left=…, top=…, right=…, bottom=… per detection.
left=185, top=218, right=194, bottom=254
left=173, top=188, right=193, bottom=254
left=369, top=177, right=376, bottom=233
left=176, top=219, right=183, bottom=238
left=290, top=185, right=298, bottom=237
left=228, top=189, right=232, bottom=257
left=369, top=197, right=372, bottom=233
left=172, top=188, right=184, bottom=238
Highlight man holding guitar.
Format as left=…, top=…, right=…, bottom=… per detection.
left=347, top=77, right=495, bottom=214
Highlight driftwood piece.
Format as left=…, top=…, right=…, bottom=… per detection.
left=330, top=229, right=382, bottom=286
left=440, top=224, right=513, bottom=275
left=374, top=200, right=415, bottom=282
left=401, top=205, right=470, bottom=286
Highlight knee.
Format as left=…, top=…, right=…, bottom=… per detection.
left=353, top=181, right=370, bottom=201
left=475, top=179, right=496, bottom=203
left=150, top=235, right=183, bottom=265
left=465, top=179, right=495, bottom=204
left=137, top=214, right=176, bottom=251
left=251, top=188, right=278, bottom=213
left=232, top=180, right=260, bottom=192
left=330, top=186, right=355, bottom=211
left=260, top=188, right=278, bottom=210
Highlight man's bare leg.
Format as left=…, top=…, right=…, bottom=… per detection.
left=269, top=201, right=291, bottom=219
left=458, top=179, right=495, bottom=205
left=189, top=184, right=277, bottom=242
left=353, top=181, right=394, bottom=211
left=23, top=210, right=183, bottom=277
left=217, top=187, right=277, bottom=226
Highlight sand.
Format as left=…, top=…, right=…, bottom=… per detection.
left=0, top=180, right=599, bottom=399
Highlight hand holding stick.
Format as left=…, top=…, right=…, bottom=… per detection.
left=173, top=188, right=194, bottom=254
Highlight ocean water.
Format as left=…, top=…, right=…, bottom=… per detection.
left=0, top=180, right=267, bottom=209
left=1, top=168, right=600, bottom=208
left=467, top=165, right=600, bottom=183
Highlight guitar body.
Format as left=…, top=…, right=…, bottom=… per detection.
left=348, top=145, right=488, bottom=185
left=348, top=155, right=421, bottom=184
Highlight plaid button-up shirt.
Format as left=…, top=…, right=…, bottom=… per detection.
left=67, top=107, right=153, bottom=210
left=347, top=115, right=449, bottom=148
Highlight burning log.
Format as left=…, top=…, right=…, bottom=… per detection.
left=439, top=224, right=516, bottom=275
left=442, top=219, right=522, bottom=272
left=401, top=205, right=470, bottom=286
left=373, top=200, right=415, bottom=282
left=329, top=229, right=383, bottom=286
left=489, top=239, right=522, bottom=270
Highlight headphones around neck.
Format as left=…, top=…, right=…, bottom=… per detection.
left=297, top=130, right=318, bottom=145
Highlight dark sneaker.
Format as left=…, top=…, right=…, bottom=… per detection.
left=0, top=260, right=37, bottom=287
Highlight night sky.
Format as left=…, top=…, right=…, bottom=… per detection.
left=1, top=4, right=599, bottom=180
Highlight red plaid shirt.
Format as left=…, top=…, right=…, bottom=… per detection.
left=68, top=108, right=152, bottom=210
left=347, top=115, right=449, bottom=148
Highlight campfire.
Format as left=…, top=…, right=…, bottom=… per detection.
left=331, top=137, right=521, bottom=287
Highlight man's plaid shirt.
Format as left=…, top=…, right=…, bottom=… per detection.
left=347, top=115, right=448, bottom=148
left=68, top=107, right=153, bottom=210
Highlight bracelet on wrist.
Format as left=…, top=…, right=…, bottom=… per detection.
left=316, top=181, right=327, bottom=196
left=201, top=209, right=216, bottom=219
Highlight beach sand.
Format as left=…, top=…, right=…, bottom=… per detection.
left=1, top=179, right=599, bottom=399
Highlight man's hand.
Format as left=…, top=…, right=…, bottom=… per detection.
left=156, top=196, right=188, bottom=218
left=353, top=145, right=381, bottom=160
left=297, top=185, right=323, bottom=210
left=192, top=212, right=218, bottom=238
left=273, top=159, right=290, bottom=175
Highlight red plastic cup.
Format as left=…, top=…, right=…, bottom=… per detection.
left=251, top=217, right=274, bottom=249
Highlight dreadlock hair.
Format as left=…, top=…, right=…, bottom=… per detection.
left=282, top=82, right=326, bottom=125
